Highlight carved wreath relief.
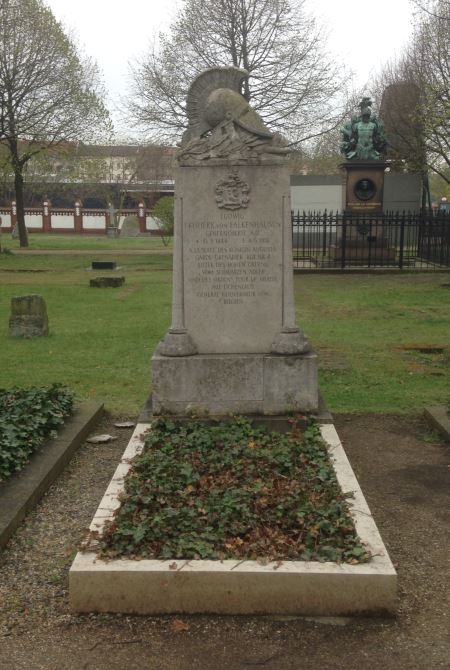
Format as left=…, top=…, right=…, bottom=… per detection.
left=215, top=170, right=250, bottom=210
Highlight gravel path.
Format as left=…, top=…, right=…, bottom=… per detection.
left=0, top=413, right=448, bottom=670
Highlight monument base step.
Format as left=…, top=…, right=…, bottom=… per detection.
left=139, top=392, right=332, bottom=427
left=151, top=350, right=319, bottom=416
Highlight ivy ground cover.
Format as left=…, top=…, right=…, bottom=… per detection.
left=0, top=384, right=74, bottom=481
left=99, top=418, right=370, bottom=564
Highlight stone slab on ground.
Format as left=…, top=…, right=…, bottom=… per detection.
left=91, top=261, right=117, bottom=270
left=69, top=422, right=397, bottom=616
left=90, top=277, right=125, bottom=288
left=423, top=406, right=450, bottom=442
left=0, top=400, right=103, bottom=549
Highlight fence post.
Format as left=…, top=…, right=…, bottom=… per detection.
left=42, top=200, right=51, bottom=232
left=341, top=213, right=347, bottom=269
left=11, top=201, right=17, bottom=229
left=322, top=210, right=328, bottom=257
left=74, top=200, right=83, bottom=234
left=138, top=202, right=146, bottom=233
left=398, top=212, right=405, bottom=269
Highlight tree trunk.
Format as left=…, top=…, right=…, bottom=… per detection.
left=14, top=168, right=28, bottom=248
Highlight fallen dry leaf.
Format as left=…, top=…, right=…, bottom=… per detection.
left=171, top=619, right=189, bottom=632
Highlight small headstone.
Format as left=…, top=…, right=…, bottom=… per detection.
left=91, top=261, right=117, bottom=270
left=114, top=421, right=135, bottom=428
left=90, top=277, right=125, bottom=288
left=9, top=295, right=49, bottom=337
left=120, top=215, right=140, bottom=237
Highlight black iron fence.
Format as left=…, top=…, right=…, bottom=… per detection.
left=292, top=210, right=450, bottom=270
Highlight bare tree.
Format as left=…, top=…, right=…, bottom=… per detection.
left=127, top=0, right=349, bottom=146
left=409, top=1, right=450, bottom=185
left=0, top=0, right=110, bottom=247
left=373, top=0, right=450, bottom=209
left=410, top=0, right=450, bottom=19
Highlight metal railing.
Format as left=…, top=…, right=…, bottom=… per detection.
left=292, top=210, right=450, bottom=270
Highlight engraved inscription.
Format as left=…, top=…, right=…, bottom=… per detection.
left=186, top=211, right=281, bottom=306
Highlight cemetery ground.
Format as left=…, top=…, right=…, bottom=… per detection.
left=6, top=234, right=172, bottom=252
left=0, top=250, right=448, bottom=414
left=0, top=246, right=449, bottom=668
left=0, top=413, right=447, bottom=669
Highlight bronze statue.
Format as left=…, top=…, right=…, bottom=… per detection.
left=341, top=98, right=387, bottom=160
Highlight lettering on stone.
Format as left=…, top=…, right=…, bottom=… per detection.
left=186, top=210, right=280, bottom=306
left=215, top=170, right=250, bottom=210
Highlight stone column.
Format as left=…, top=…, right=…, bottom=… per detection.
left=270, top=189, right=310, bottom=355
left=157, top=193, right=197, bottom=356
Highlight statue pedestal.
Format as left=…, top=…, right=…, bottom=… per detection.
left=331, top=161, right=395, bottom=265
left=341, top=161, right=388, bottom=215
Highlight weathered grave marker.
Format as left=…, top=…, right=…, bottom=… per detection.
left=9, top=295, right=49, bottom=337
left=121, top=215, right=140, bottom=237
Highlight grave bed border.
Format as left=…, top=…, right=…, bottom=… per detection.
left=69, top=421, right=397, bottom=616
left=423, top=406, right=450, bottom=443
left=0, top=400, right=104, bottom=549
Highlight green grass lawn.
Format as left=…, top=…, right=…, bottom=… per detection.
left=0, top=249, right=448, bottom=415
left=3, top=233, right=172, bottom=251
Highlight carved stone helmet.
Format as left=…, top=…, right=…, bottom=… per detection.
left=182, top=66, right=272, bottom=144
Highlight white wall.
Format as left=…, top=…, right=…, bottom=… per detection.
left=146, top=215, right=160, bottom=231
left=24, top=214, right=43, bottom=229
left=83, top=214, right=106, bottom=229
left=51, top=214, right=75, bottom=229
left=0, top=213, right=11, bottom=228
left=291, top=185, right=343, bottom=213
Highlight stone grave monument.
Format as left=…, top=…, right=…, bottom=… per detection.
left=151, top=67, right=318, bottom=416
left=333, top=97, right=395, bottom=265
left=121, top=215, right=140, bottom=237
left=9, top=295, right=48, bottom=337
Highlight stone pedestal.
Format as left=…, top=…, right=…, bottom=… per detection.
left=342, top=161, right=387, bottom=215
left=152, top=159, right=318, bottom=416
left=152, top=351, right=318, bottom=416
left=333, top=161, right=395, bottom=265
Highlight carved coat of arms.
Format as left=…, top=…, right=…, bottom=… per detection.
left=215, top=170, right=250, bottom=210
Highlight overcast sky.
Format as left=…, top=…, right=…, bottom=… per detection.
left=45, top=0, right=415, bottom=137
